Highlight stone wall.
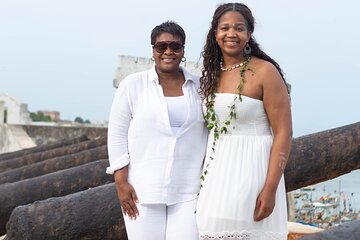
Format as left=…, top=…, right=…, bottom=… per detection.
left=0, top=124, right=107, bottom=154
left=21, top=125, right=107, bottom=146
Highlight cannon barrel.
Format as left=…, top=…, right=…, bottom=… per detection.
left=0, top=159, right=113, bottom=235
left=0, top=145, right=108, bottom=184
left=0, top=137, right=107, bottom=173
left=0, top=135, right=89, bottom=161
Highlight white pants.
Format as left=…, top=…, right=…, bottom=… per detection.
left=123, top=199, right=198, bottom=240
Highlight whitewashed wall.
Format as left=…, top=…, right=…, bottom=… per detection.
left=113, top=55, right=202, bottom=88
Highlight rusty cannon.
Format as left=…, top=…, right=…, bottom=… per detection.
left=0, top=136, right=107, bottom=173
left=0, top=135, right=89, bottom=162
left=0, top=159, right=113, bottom=235
left=0, top=145, right=108, bottom=184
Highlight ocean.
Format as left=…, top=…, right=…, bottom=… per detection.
left=307, top=169, right=360, bottom=212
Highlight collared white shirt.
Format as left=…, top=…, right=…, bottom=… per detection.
left=107, top=66, right=208, bottom=205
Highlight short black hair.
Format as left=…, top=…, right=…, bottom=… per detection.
left=150, top=21, right=186, bottom=45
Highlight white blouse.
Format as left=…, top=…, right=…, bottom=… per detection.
left=106, top=66, right=208, bottom=205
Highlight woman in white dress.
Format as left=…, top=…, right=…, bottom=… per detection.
left=196, top=3, right=292, bottom=240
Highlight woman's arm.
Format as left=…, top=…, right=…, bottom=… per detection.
left=254, top=62, right=292, bottom=221
left=107, top=79, right=139, bottom=219
left=107, top=80, right=132, bottom=173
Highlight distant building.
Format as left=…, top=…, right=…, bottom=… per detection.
left=38, top=111, right=61, bottom=122
left=0, top=93, right=31, bottom=124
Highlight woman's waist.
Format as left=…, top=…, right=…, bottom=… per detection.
left=128, top=175, right=201, bottom=202
left=211, top=124, right=272, bottom=136
left=128, top=163, right=202, bottom=181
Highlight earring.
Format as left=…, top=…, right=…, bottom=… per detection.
left=151, top=56, right=155, bottom=61
left=244, top=43, right=251, bottom=55
left=181, top=57, right=186, bottom=62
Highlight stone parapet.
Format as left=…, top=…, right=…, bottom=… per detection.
left=0, top=124, right=107, bottom=154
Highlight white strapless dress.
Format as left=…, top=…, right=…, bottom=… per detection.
left=196, top=93, right=288, bottom=240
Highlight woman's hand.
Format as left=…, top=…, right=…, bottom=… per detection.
left=114, top=167, right=139, bottom=220
left=115, top=181, right=139, bottom=219
left=253, top=187, right=276, bottom=222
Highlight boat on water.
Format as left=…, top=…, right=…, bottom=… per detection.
left=292, top=184, right=360, bottom=229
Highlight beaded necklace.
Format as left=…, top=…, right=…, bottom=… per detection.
left=220, top=61, right=246, bottom=71
left=200, top=56, right=253, bottom=189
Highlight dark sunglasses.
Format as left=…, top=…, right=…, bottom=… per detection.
left=152, top=41, right=184, bottom=53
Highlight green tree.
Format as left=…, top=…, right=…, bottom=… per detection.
left=74, top=117, right=84, bottom=123
left=30, top=112, right=38, bottom=121
left=30, top=112, right=52, bottom=122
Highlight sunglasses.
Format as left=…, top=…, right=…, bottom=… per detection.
left=152, top=41, right=184, bottom=53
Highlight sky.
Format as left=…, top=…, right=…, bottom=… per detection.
left=0, top=0, right=359, bottom=137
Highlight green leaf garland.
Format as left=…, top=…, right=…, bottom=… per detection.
left=200, top=56, right=253, bottom=191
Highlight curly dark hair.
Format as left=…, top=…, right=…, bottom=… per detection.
left=150, top=21, right=186, bottom=45
left=199, top=3, right=289, bottom=99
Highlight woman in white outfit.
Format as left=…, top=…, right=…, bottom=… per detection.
left=106, top=21, right=207, bottom=240
left=196, top=3, right=292, bottom=240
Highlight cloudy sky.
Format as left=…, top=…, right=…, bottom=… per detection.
left=0, top=0, right=359, bottom=137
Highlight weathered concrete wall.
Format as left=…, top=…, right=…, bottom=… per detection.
left=0, top=125, right=36, bottom=153
left=0, top=124, right=107, bottom=154
left=21, top=125, right=107, bottom=146
left=113, top=55, right=202, bottom=88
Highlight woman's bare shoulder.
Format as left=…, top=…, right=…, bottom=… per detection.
left=250, top=57, right=279, bottom=76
